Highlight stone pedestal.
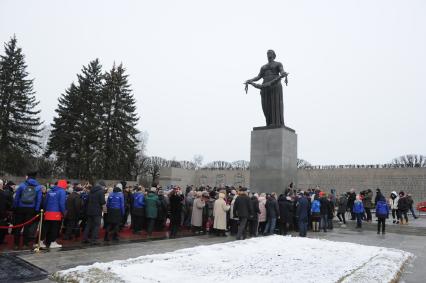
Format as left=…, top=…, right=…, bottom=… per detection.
left=250, top=126, right=297, bottom=193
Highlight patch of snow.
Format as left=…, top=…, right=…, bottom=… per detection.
left=53, top=235, right=412, bottom=283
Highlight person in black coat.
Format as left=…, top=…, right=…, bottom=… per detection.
left=278, top=194, right=293, bottom=235
left=233, top=188, right=253, bottom=240
left=347, top=189, right=356, bottom=220
left=248, top=194, right=260, bottom=237
left=264, top=193, right=279, bottom=235
left=327, top=195, right=335, bottom=230
left=155, top=190, right=168, bottom=231
left=397, top=191, right=409, bottom=224
left=169, top=188, right=184, bottom=238
left=63, top=187, right=82, bottom=240
left=0, top=180, right=13, bottom=244
left=82, top=181, right=106, bottom=244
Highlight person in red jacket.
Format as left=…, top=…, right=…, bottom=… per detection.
left=43, top=179, right=67, bottom=250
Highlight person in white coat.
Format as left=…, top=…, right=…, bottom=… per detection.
left=389, top=191, right=400, bottom=224
left=213, top=192, right=230, bottom=236
left=191, top=192, right=205, bottom=234
left=258, top=193, right=267, bottom=234
left=229, top=192, right=238, bottom=235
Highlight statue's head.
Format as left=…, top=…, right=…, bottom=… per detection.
left=267, top=49, right=276, bottom=61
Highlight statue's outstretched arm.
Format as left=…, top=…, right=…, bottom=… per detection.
left=245, top=67, right=263, bottom=83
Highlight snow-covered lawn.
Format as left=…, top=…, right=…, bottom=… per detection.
left=52, top=235, right=412, bottom=283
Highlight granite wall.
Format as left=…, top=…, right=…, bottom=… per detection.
left=157, top=167, right=426, bottom=203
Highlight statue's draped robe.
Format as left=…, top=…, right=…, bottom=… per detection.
left=259, top=63, right=284, bottom=126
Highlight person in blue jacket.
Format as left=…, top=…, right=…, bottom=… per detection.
left=105, top=185, right=124, bottom=242
left=132, top=187, right=145, bottom=234
left=43, top=180, right=67, bottom=249
left=353, top=195, right=365, bottom=228
left=375, top=194, right=389, bottom=234
left=13, top=171, right=43, bottom=250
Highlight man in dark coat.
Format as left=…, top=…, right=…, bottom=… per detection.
left=249, top=194, right=260, bottom=237
left=233, top=188, right=253, bottom=240
left=296, top=192, right=310, bottom=237
left=169, top=187, right=184, bottom=238
left=63, top=185, right=82, bottom=240
left=264, top=193, right=279, bottom=235
left=155, top=190, right=168, bottom=231
left=397, top=191, right=409, bottom=224
left=347, top=189, right=356, bottom=220
left=82, top=181, right=106, bottom=245
left=278, top=194, right=293, bottom=235
left=0, top=180, right=13, bottom=244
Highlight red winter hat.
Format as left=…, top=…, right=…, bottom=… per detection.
left=319, top=191, right=325, bottom=197
left=57, top=179, right=67, bottom=189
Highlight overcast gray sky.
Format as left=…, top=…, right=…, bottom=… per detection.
left=1, top=0, right=425, bottom=165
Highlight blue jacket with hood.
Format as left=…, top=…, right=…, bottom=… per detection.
left=44, top=186, right=67, bottom=220
left=13, top=178, right=43, bottom=211
left=133, top=192, right=145, bottom=209
left=107, top=190, right=125, bottom=216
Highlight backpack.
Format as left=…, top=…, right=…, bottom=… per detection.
left=21, top=184, right=37, bottom=205
left=311, top=200, right=320, bottom=213
left=376, top=201, right=388, bottom=217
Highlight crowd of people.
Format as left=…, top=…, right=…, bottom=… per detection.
left=0, top=172, right=421, bottom=251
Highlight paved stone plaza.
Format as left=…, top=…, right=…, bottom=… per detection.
left=17, top=217, right=426, bottom=283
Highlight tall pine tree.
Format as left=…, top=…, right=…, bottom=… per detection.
left=101, top=63, right=139, bottom=179
left=47, top=60, right=140, bottom=180
left=46, top=82, right=82, bottom=178
left=76, top=59, right=104, bottom=179
left=0, top=36, right=42, bottom=175
left=47, top=59, right=103, bottom=180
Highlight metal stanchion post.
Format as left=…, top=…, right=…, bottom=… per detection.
left=34, top=209, right=43, bottom=253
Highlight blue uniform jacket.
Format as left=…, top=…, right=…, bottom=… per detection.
left=44, top=186, right=67, bottom=220
left=107, top=192, right=125, bottom=216
left=13, top=178, right=43, bottom=211
left=133, top=192, right=145, bottom=209
left=353, top=200, right=365, bottom=213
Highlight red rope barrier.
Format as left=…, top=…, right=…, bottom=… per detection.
left=0, top=213, right=40, bottom=229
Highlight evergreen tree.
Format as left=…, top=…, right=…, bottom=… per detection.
left=75, top=59, right=104, bottom=179
left=0, top=36, right=42, bottom=175
left=48, top=60, right=140, bottom=180
left=47, top=59, right=104, bottom=179
left=46, top=82, right=82, bottom=178
left=100, top=63, right=139, bottom=179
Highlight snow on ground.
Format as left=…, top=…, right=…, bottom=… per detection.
left=52, top=235, right=412, bottom=283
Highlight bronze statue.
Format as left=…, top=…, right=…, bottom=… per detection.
left=245, top=50, right=288, bottom=127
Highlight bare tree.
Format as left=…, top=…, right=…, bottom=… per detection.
left=169, top=160, right=182, bottom=168
left=133, top=132, right=150, bottom=180
left=203, top=161, right=233, bottom=170
left=193, top=154, right=204, bottom=169
left=180, top=160, right=197, bottom=170
left=297, top=158, right=312, bottom=169
left=391, top=154, right=426, bottom=168
left=147, top=156, right=169, bottom=183
left=231, top=160, right=250, bottom=170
